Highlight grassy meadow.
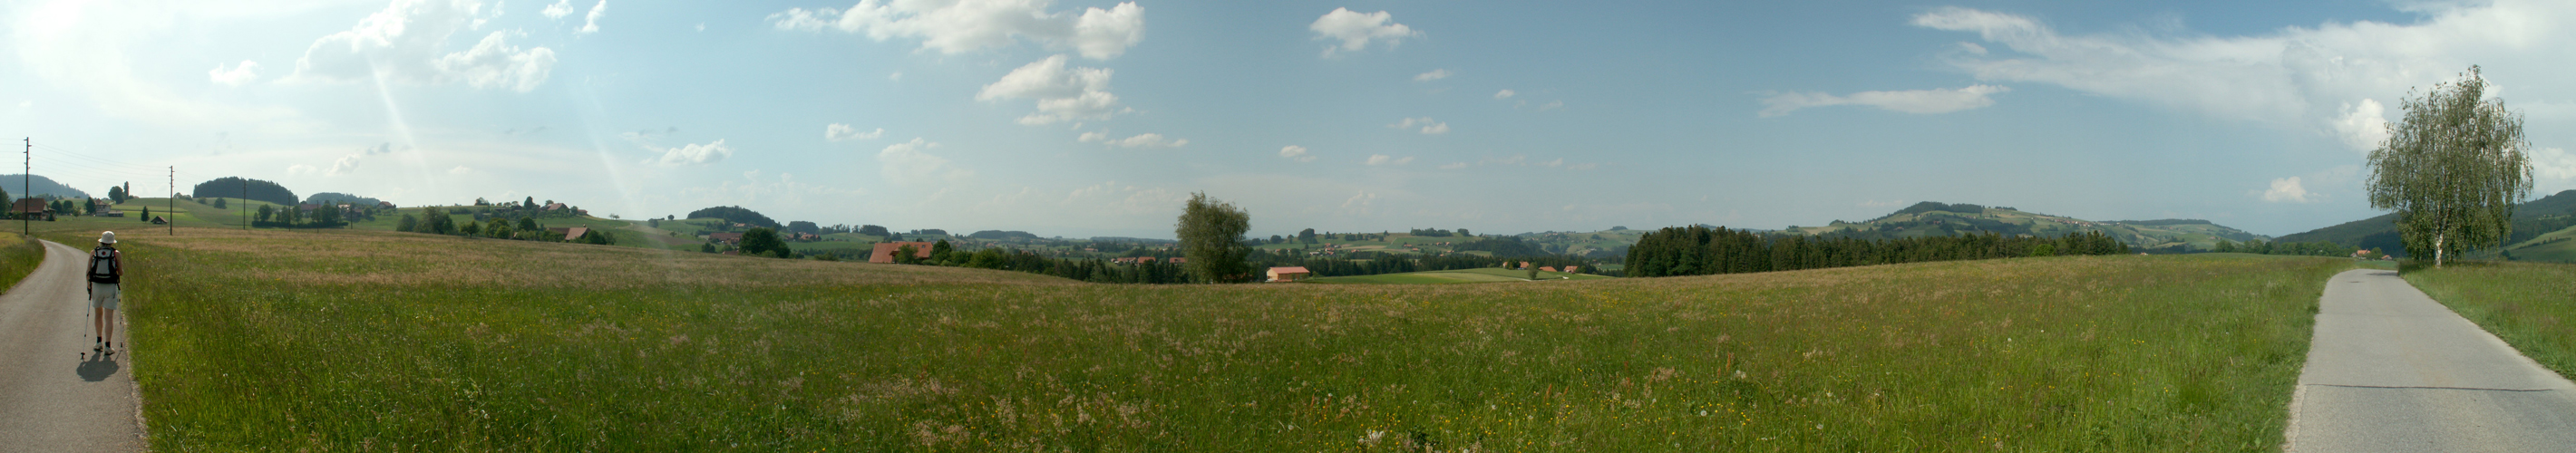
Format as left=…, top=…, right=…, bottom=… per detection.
left=1308, top=267, right=1615, bottom=284
left=2401, top=261, right=2576, bottom=380
left=0, top=231, right=46, bottom=292
left=0, top=217, right=2370, bottom=451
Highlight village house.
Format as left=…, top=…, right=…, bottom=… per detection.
left=11, top=198, right=52, bottom=220
left=708, top=232, right=744, bottom=246
left=1266, top=266, right=1311, bottom=283
left=869, top=241, right=938, bottom=264
left=1562, top=265, right=1580, bottom=274
left=543, top=202, right=568, bottom=211
left=1539, top=266, right=1558, bottom=273
left=561, top=226, right=589, bottom=241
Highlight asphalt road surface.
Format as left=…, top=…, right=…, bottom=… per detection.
left=0, top=240, right=144, bottom=452
left=2286, top=268, right=2576, bottom=452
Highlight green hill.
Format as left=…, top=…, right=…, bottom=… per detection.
left=2278, top=189, right=2576, bottom=257
left=1783, top=202, right=2264, bottom=252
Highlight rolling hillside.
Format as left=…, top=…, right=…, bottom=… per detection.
left=1782, top=202, right=2265, bottom=252
left=2279, top=189, right=2576, bottom=258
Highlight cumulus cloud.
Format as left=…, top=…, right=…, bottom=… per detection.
left=1365, top=154, right=1413, bottom=166
left=1389, top=117, right=1448, bottom=135
left=209, top=61, right=261, bottom=86
left=1080, top=132, right=1187, bottom=149
left=1910, top=4, right=2576, bottom=150
left=295, top=0, right=558, bottom=92
left=770, top=0, right=1144, bottom=60
left=1758, top=84, right=2010, bottom=117
left=1279, top=145, right=1316, bottom=162
left=1493, top=89, right=1514, bottom=100
left=826, top=123, right=884, bottom=141
left=1309, top=7, right=1418, bottom=57
left=326, top=142, right=399, bottom=176
left=578, top=0, right=607, bottom=34
left=655, top=140, right=734, bottom=165
left=977, top=54, right=1122, bottom=125
left=2333, top=99, right=2390, bottom=153
left=542, top=0, right=574, bottom=19
left=2260, top=177, right=2313, bottom=203
left=1414, top=69, right=1450, bottom=82
left=878, top=138, right=972, bottom=188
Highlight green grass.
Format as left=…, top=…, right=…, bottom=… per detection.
left=16, top=221, right=2368, bottom=451
left=2400, top=260, right=2576, bottom=381
left=0, top=232, right=45, bottom=292
left=1308, top=267, right=1614, bottom=284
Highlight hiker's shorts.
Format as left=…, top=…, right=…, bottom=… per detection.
left=89, top=283, right=118, bottom=310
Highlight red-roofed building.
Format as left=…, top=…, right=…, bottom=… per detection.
left=870, top=242, right=938, bottom=264
left=709, top=232, right=744, bottom=246
left=562, top=226, right=590, bottom=241
left=1561, top=265, right=1580, bottom=274
left=1266, top=266, right=1312, bottom=283
left=1539, top=266, right=1558, bottom=273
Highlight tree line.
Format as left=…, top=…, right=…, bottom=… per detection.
left=1624, top=226, right=2130, bottom=277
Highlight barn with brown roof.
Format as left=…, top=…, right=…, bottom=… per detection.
left=870, top=241, right=938, bottom=264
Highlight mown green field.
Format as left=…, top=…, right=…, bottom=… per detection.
left=0, top=216, right=2369, bottom=451
left=2402, top=261, right=2576, bottom=380
left=1308, top=267, right=1614, bottom=284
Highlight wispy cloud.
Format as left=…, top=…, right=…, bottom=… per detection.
left=1758, top=84, right=2010, bottom=117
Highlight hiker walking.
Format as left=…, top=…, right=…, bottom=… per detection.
left=88, top=231, right=122, bottom=352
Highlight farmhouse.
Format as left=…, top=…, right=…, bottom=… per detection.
left=1266, top=266, right=1311, bottom=283
left=11, top=198, right=51, bottom=220
left=708, top=232, right=744, bottom=246
left=869, top=241, right=938, bottom=264
left=1562, top=265, right=1580, bottom=274
left=561, top=226, right=589, bottom=241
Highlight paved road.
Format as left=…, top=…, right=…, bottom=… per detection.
left=0, top=240, right=143, bottom=452
left=2286, top=268, right=2576, bottom=452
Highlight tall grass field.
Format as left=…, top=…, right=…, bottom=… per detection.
left=17, top=221, right=2359, bottom=450
left=2402, top=261, right=2576, bottom=381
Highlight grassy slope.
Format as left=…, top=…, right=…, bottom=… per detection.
left=23, top=216, right=2362, bottom=451
left=1784, top=207, right=2264, bottom=251
left=1308, top=268, right=1615, bottom=284
left=2400, top=261, right=2576, bottom=381
left=0, top=232, right=44, bottom=293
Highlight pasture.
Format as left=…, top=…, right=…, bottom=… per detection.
left=5, top=219, right=2363, bottom=450
left=1307, top=267, right=1613, bottom=284
left=2402, top=261, right=2576, bottom=380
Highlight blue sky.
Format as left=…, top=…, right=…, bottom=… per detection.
left=6, top=0, right=2576, bottom=238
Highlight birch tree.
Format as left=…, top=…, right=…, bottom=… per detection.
left=2367, top=66, right=2532, bottom=267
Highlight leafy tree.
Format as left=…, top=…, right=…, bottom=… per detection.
left=524, top=197, right=536, bottom=208
left=194, top=177, right=296, bottom=207
left=581, top=229, right=616, bottom=246
left=211, top=198, right=226, bottom=208
left=894, top=245, right=921, bottom=265
left=2367, top=66, right=2534, bottom=267
left=106, top=185, right=124, bottom=203
left=930, top=239, right=956, bottom=265
left=487, top=220, right=516, bottom=238
left=1298, top=227, right=1317, bottom=244
left=518, top=217, right=539, bottom=232
left=256, top=205, right=272, bottom=224
left=859, top=225, right=890, bottom=236
left=141, top=207, right=151, bottom=222
left=396, top=214, right=419, bottom=232
left=739, top=227, right=788, bottom=257
left=700, top=243, right=717, bottom=253
left=1175, top=191, right=1253, bottom=283
left=788, top=221, right=820, bottom=235
left=460, top=219, right=481, bottom=236
left=685, top=206, right=783, bottom=229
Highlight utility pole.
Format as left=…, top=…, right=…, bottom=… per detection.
left=240, top=178, right=247, bottom=230
left=168, top=166, right=174, bottom=235
left=21, top=138, right=27, bottom=236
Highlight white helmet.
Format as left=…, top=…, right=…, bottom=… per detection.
left=98, top=231, right=116, bottom=245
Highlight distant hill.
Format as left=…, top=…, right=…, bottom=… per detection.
left=968, top=230, right=1040, bottom=240
left=191, top=177, right=296, bottom=206
left=2278, top=189, right=2576, bottom=257
left=306, top=192, right=384, bottom=207
left=1786, top=201, right=2265, bottom=252
left=0, top=174, right=92, bottom=199
left=685, top=206, right=780, bottom=229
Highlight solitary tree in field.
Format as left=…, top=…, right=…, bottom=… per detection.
left=1175, top=191, right=1253, bottom=283
left=2367, top=66, right=2533, bottom=268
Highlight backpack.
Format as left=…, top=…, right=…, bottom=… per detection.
left=88, top=247, right=119, bottom=284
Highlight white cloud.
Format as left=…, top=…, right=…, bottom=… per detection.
left=295, top=0, right=559, bottom=92
left=1365, top=154, right=1413, bottom=166
left=1279, top=145, right=1316, bottom=162
left=1310, top=8, right=1418, bottom=57
left=826, top=123, right=883, bottom=141
left=1081, top=132, right=1187, bottom=149
left=1389, top=117, right=1448, bottom=135
left=1414, top=69, right=1450, bottom=82
left=326, top=142, right=399, bottom=176
left=878, top=138, right=972, bottom=188
left=1911, top=4, right=2576, bottom=149
left=542, top=0, right=574, bottom=20
left=1758, top=84, right=2010, bottom=117
left=2333, top=99, right=2390, bottom=153
left=2260, top=177, right=2313, bottom=203
left=1337, top=190, right=1380, bottom=217
left=1493, top=89, right=1515, bottom=100
left=2533, top=148, right=2576, bottom=180
left=654, top=140, right=734, bottom=165
left=769, top=0, right=1145, bottom=60
left=977, top=54, right=1121, bottom=125
left=209, top=61, right=260, bottom=86
left=578, top=0, right=607, bottom=34
left=1437, top=162, right=1465, bottom=169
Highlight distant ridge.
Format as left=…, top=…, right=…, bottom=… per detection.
left=2277, top=188, right=2576, bottom=257
left=0, top=174, right=92, bottom=199
left=1793, top=202, right=2263, bottom=252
